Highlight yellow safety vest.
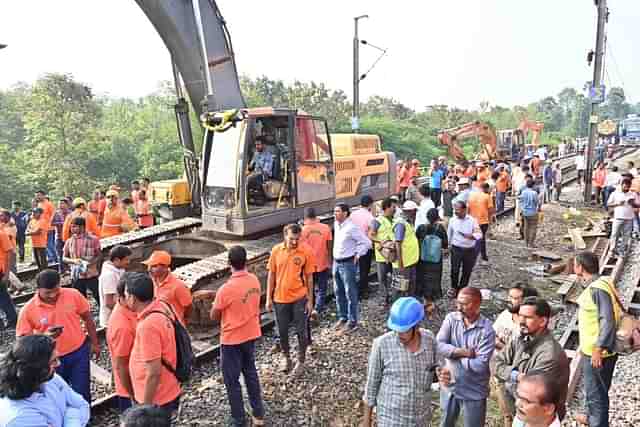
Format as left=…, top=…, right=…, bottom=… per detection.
left=577, top=277, right=621, bottom=357
left=373, top=215, right=395, bottom=263
left=392, top=218, right=419, bottom=269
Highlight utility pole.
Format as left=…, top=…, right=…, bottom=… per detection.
left=352, top=15, right=368, bottom=132
left=584, top=0, right=608, bottom=203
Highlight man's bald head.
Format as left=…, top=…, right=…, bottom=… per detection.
left=459, top=286, right=482, bottom=302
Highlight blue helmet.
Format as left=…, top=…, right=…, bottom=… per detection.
left=387, top=297, right=424, bottom=332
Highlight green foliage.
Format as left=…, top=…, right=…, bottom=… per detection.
left=2, top=72, right=638, bottom=210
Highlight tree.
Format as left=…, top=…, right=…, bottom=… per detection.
left=19, top=73, right=101, bottom=195
left=602, top=87, right=630, bottom=120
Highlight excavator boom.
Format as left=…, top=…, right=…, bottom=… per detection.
left=437, top=121, right=497, bottom=162
left=517, top=119, right=545, bottom=148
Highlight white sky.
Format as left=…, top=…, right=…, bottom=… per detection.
left=0, top=0, right=637, bottom=111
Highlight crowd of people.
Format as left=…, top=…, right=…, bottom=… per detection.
left=0, top=145, right=636, bottom=426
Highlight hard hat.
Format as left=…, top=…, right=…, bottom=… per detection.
left=142, top=250, right=172, bottom=268
left=106, top=190, right=119, bottom=198
left=458, top=177, right=470, bottom=185
left=387, top=297, right=425, bottom=332
left=73, top=197, right=86, bottom=207
left=397, top=160, right=404, bottom=165
left=402, top=200, right=419, bottom=210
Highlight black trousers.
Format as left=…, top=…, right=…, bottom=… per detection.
left=450, top=245, right=476, bottom=291
left=431, top=188, right=442, bottom=207
left=358, top=248, right=373, bottom=297
left=273, top=298, right=308, bottom=362
left=73, top=277, right=100, bottom=308
left=33, top=247, right=48, bottom=271
left=479, top=223, right=489, bottom=261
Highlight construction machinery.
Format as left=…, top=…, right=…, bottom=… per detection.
left=88, top=1, right=395, bottom=324
left=496, top=128, right=526, bottom=161
left=437, top=121, right=497, bottom=161
left=517, top=118, right=545, bottom=148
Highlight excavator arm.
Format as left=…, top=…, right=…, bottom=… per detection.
left=135, top=0, right=247, bottom=212
left=437, top=121, right=497, bottom=162
left=517, top=119, right=545, bottom=148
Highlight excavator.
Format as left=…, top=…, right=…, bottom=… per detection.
left=86, top=0, right=395, bottom=324
left=517, top=118, right=545, bottom=148
left=437, top=121, right=498, bottom=161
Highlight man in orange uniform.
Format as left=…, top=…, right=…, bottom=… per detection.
left=266, top=224, right=314, bottom=376
left=300, top=207, right=332, bottom=321
left=63, top=198, right=100, bottom=241
left=135, top=189, right=154, bottom=229
left=107, top=273, right=138, bottom=412
left=26, top=207, right=49, bottom=271
left=531, top=154, right=543, bottom=177
left=88, top=189, right=106, bottom=227
left=126, top=273, right=181, bottom=413
left=35, top=190, right=56, bottom=264
left=0, top=225, right=17, bottom=328
left=409, top=159, right=421, bottom=178
left=475, top=162, right=491, bottom=188
left=102, top=190, right=137, bottom=238
left=0, top=209, right=17, bottom=274
left=17, top=269, right=100, bottom=402
left=211, top=246, right=265, bottom=426
left=398, top=160, right=412, bottom=202
left=142, top=250, right=192, bottom=325
left=592, top=161, right=607, bottom=205
left=495, top=166, right=511, bottom=213
left=468, top=182, right=495, bottom=264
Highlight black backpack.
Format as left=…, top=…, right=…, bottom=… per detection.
left=143, top=302, right=194, bottom=383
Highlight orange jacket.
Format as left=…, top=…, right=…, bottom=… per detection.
left=135, top=200, right=154, bottom=228
left=101, top=206, right=136, bottom=238
left=62, top=209, right=100, bottom=241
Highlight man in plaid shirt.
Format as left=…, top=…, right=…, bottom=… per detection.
left=363, top=297, right=438, bottom=426
left=63, top=217, right=102, bottom=308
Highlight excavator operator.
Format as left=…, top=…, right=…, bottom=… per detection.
left=247, top=138, right=276, bottom=204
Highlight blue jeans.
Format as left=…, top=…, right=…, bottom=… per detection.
left=582, top=354, right=617, bottom=427
left=46, top=230, right=57, bottom=263
left=0, top=279, right=17, bottom=327
left=439, top=388, right=487, bottom=427
left=57, top=338, right=91, bottom=403
left=221, top=340, right=265, bottom=426
left=313, top=269, right=330, bottom=313
left=496, top=191, right=506, bottom=213
left=333, top=260, right=358, bottom=323
left=113, top=396, right=132, bottom=413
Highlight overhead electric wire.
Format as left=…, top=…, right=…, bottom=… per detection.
left=605, top=40, right=632, bottom=104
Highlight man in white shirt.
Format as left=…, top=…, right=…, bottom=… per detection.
left=350, top=195, right=375, bottom=298
left=513, top=373, right=563, bottom=427
left=415, top=184, right=435, bottom=228
left=607, top=178, right=638, bottom=256
left=603, top=165, right=622, bottom=210
left=446, top=200, right=482, bottom=297
left=627, top=161, right=638, bottom=177
left=98, top=245, right=132, bottom=327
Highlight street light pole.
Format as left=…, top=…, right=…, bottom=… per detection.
left=352, top=15, right=368, bottom=132
left=584, top=0, right=608, bottom=203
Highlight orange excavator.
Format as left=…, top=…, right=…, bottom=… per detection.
left=517, top=119, right=545, bottom=148
left=437, top=121, right=497, bottom=161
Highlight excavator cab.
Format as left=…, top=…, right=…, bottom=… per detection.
left=200, top=108, right=335, bottom=236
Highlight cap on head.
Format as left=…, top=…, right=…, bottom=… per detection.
left=142, top=250, right=172, bottom=268
left=73, top=197, right=86, bottom=207
left=458, top=177, right=470, bottom=185
left=402, top=200, right=419, bottom=211
left=106, top=190, right=119, bottom=198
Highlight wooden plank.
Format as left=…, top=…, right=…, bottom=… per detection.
left=91, top=361, right=112, bottom=386
left=567, top=352, right=583, bottom=402
left=563, top=232, right=607, bottom=240
left=568, top=228, right=587, bottom=250
left=533, top=250, right=563, bottom=261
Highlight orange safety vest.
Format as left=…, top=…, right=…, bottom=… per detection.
left=101, top=206, right=135, bottom=238
left=135, top=200, right=154, bottom=228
